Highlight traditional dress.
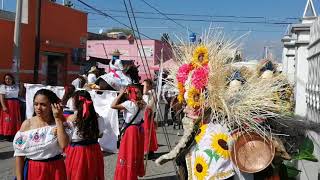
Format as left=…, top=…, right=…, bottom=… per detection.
left=0, top=84, right=21, bottom=136
left=98, top=59, right=132, bottom=91
left=13, top=125, right=70, bottom=180
left=142, top=90, right=158, bottom=154
left=64, top=114, right=105, bottom=180
left=186, top=123, right=235, bottom=180
left=114, top=101, right=145, bottom=180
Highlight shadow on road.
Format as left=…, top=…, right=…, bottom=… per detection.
left=103, top=151, right=116, bottom=157
left=0, top=151, right=14, bottom=160
left=145, top=151, right=169, bottom=160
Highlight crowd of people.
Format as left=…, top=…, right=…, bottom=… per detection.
left=0, top=50, right=182, bottom=180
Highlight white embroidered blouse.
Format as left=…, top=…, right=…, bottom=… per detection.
left=0, top=84, right=19, bottom=98
left=13, top=125, right=71, bottom=160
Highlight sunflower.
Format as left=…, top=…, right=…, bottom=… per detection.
left=194, top=155, right=209, bottom=180
left=211, top=133, right=230, bottom=159
left=187, top=87, right=204, bottom=108
left=195, top=124, right=208, bottom=143
left=192, top=45, right=209, bottom=68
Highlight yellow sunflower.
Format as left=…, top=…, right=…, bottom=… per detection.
left=192, top=45, right=209, bottom=68
left=194, top=155, right=209, bottom=180
left=211, top=133, right=230, bottom=159
left=195, top=124, right=208, bottom=143
left=187, top=87, right=204, bottom=108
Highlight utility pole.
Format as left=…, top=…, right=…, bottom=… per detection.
left=33, top=0, right=42, bottom=83
left=1, top=0, right=4, bottom=10
left=12, top=0, right=23, bottom=84
left=264, top=46, right=269, bottom=59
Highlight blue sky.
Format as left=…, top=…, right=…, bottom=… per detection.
left=2, top=0, right=315, bottom=60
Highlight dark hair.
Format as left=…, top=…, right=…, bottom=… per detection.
left=72, top=90, right=100, bottom=139
left=125, top=64, right=141, bottom=84
left=61, top=85, right=76, bottom=106
left=3, top=73, right=15, bottom=85
left=144, top=79, right=153, bottom=87
left=33, top=89, right=61, bottom=119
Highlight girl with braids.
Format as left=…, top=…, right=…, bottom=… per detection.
left=64, top=90, right=104, bottom=180
left=111, top=85, right=145, bottom=180
left=13, top=89, right=69, bottom=180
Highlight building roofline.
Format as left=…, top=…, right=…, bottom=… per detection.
left=0, top=10, right=15, bottom=22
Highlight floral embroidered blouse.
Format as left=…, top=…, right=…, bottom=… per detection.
left=13, top=125, right=71, bottom=160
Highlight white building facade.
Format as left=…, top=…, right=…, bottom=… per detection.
left=282, top=0, right=320, bottom=179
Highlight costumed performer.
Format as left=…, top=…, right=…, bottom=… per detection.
left=97, top=50, right=133, bottom=91
left=142, top=79, right=158, bottom=156
left=64, top=90, right=104, bottom=180
left=111, top=85, right=145, bottom=180
left=13, top=89, right=70, bottom=180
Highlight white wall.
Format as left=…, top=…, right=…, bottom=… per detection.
left=295, top=45, right=309, bottom=117
left=298, top=17, right=320, bottom=180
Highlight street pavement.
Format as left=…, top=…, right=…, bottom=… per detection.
left=0, top=125, right=183, bottom=180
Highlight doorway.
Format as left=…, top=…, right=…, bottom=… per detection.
left=46, top=54, right=65, bottom=86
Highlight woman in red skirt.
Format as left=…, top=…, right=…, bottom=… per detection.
left=13, top=89, right=70, bottom=180
left=111, top=85, right=145, bottom=180
left=0, top=73, right=21, bottom=140
left=142, top=79, right=158, bottom=155
left=64, top=90, right=104, bottom=180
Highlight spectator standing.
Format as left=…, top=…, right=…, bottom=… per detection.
left=0, top=73, right=21, bottom=141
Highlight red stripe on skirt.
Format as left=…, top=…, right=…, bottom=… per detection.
left=0, top=99, right=21, bottom=135
left=114, top=125, right=145, bottom=180
left=143, top=107, right=158, bottom=153
left=65, top=143, right=104, bottom=180
left=28, top=159, right=67, bottom=180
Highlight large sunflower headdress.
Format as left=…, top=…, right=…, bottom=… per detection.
left=192, top=45, right=209, bottom=68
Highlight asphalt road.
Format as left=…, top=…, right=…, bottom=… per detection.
left=0, top=125, right=183, bottom=180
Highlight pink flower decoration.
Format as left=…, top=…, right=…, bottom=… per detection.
left=177, top=64, right=193, bottom=84
left=191, top=65, right=209, bottom=89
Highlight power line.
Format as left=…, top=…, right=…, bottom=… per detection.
left=80, top=7, right=300, bottom=21
left=139, top=0, right=193, bottom=32
left=76, top=0, right=154, bottom=40
left=84, top=11, right=295, bottom=25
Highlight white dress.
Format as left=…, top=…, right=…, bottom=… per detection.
left=98, top=59, right=132, bottom=91
left=13, top=125, right=71, bottom=160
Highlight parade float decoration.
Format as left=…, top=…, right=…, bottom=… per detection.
left=155, top=29, right=319, bottom=179
left=93, top=49, right=140, bottom=91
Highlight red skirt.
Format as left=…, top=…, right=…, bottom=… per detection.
left=65, top=143, right=104, bottom=180
left=143, top=107, right=158, bottom=153
left=0, top=98, right=21, bottom=135
left=114, top=125, right=145, bottom=180
left=28, top=158, right=67, bottom=180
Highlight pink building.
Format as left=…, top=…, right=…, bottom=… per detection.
left=86, top=39, right=173, bottom=81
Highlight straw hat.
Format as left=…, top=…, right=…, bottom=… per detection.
left=109, top=49, right=123, bottom=56
left=88, top=66, right=98, bottom=73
